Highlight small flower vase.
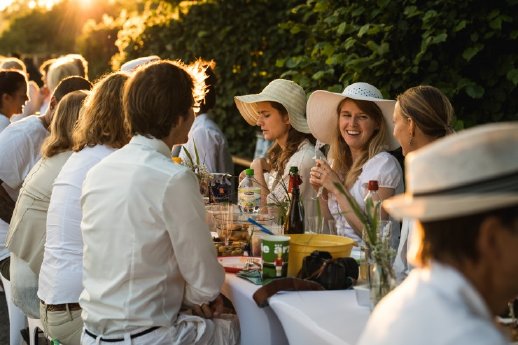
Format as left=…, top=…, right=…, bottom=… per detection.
left=367, top=260, right=396, bottom=308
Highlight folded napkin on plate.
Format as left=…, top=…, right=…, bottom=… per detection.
left=236, top=270, right=266, bottom=285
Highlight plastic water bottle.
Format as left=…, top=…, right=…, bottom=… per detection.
left=238, top=168, right=261, bottom=213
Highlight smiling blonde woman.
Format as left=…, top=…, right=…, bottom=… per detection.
left=307, top=82, right=403, bottom=246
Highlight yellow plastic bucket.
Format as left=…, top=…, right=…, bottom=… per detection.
left=287, top=234, right=355, bottom=277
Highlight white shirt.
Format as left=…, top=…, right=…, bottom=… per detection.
left=38, top=145, right=115, bottom=304
left=0, top=113, right=9, bottom=132
left=7, top=152, right=72, bottom=274
left=266, top=139, right=316, bottom=219
left=328, top=152, right=403, bottom=244
left=393, top=218, right=415, bottom=283
left=358, top=262, right=509, bottom=345
left=79, top=135, right=224, bottom=336
left=0, top=115, right=48, bottom=261
left=179, top=113, right=233, bottom=174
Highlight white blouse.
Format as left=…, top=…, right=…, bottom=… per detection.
left=328, top=151, right=404, bottom=244
left=38, top=145, right=115, bottom=304
left=265, top=139, right=316, bottom=220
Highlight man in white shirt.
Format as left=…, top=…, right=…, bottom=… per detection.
left=178, top=62, right=233, bottom=174
left=79, top=60, right=239, bottom=345
left=358, top=123, right=518, bottom=345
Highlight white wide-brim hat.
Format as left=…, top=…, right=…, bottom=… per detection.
left=306, top=82, right=398, bottom=150
left=120, top=56, right=160, bottom=73
left=384, top=122, right=518, bottom=221
left=234, top=79, right=310, bottom=133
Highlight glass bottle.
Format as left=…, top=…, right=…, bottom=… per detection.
left=364, top=180, right=382, bottom=221
left=283, top=166, right=305, bottom=234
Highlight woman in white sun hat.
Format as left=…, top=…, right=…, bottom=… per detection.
left=307, top=82, right=403, bottom=246
left=235, top=79, right=316, bottom=214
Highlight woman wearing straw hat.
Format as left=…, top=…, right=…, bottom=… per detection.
left=235, top=79, right=316, bottom=213
left=392, top=85, right=454, bottom=283
left=358, top=123, right=518, bottom=345
left=307, top=82, right=403, bottom=246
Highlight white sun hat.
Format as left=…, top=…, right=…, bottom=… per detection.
left=234, top=79, right=310, bottom=133
left=120, top=56, right=160, bottom=73
left=306, top=82, right=398, bottom=149
left=383, top=122, right=518, bottom=221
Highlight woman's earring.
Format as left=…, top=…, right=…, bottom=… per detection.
left=409, top=135, right=414, bottom=147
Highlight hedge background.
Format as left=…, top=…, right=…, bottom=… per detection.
left=1, top=0, right=517, bottom=159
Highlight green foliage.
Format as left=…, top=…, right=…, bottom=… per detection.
left=276, top=0, right=518, bottom=128
left=112, top=0, right=304, bottom=158
left=77, top=15, right=124, bottom=80
left=110, top=0, right=517, bottom=158
left=0, top=1, right=82, bottom=55
left=2, top=0, right=516, bottom=158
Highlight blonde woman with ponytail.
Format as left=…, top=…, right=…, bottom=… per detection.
left=392, top=85, right=454, bottom=282
left=307, top=83, right=404, bottom=246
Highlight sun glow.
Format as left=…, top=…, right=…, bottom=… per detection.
left=0, top=0, right=13, bottom=11
left=0, top=0, right=63, bottom=11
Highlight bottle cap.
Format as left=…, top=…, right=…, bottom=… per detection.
left=245, top=168, right=254, bottom=176
left=289, top=166, right=299, bottom=174
left=367, top=180, right=379, bottom=191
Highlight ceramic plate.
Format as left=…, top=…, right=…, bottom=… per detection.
left=217, top=256, right=261, bottom=273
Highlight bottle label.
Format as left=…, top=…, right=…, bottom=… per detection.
left=238, top=187, right=261, bottom=213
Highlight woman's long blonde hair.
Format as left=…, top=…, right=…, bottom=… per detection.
left=41, top=90, right=88, bottom=158
left=73, top=72, right=130, bottom=151
left=328, top=98, right=388, bottom=188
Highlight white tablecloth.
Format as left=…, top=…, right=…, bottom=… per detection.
left=269, top=290, right=370, bottom=345
left=221, top=273, right=288, bottom=345
left=222, top=273, right=370, bottom=345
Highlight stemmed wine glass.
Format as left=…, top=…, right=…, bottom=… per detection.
left=312, top=140, right=335, bottom=199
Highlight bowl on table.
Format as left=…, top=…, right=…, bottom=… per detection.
left=287, top=234, right=355, bottom=277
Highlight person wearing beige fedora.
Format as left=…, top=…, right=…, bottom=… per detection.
left=235, top=79, right=316, bottom=213
left=307, top=82, right=403, bottom=246
left=392, top=85, right=455, bottom=283
left=358, top=123, right=518, bottom=345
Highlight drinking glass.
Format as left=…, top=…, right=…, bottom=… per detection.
left=213, top=204, right=240, bottom=246
left=305, top=216, right=324, bottom=234
left=327, top=219, right=337, bottom=235
left=378, top=220, right=392, bottom=241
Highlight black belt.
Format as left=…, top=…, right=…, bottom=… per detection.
left=84, top=326, right=160, bottom=342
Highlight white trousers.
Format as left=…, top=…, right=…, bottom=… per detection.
left=81, top=313, right=239, bottom=345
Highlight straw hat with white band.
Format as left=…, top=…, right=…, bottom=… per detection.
left=306, top=82, right=399, bottom=150
left=384, top=122, right=518, bottom=221
left=234, top=79, right=311, bottom=134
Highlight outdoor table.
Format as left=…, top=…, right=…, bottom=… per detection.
left=221, top=273, right=288, bottom=345
left=269, top=289, right=370, bottom=345
left=221, top=272, right=370, bottom=345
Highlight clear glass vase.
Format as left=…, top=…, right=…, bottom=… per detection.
left=368, top=260, right=396, bottom=308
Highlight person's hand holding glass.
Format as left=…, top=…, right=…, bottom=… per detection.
left=310, top=158, right=339, bottom=197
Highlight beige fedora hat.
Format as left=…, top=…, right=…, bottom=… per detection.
left=234, top=79, right=310, bottom=133
left=306, top=82, right=398, bottom=149
left=384, top=122, right=518, bottom=221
